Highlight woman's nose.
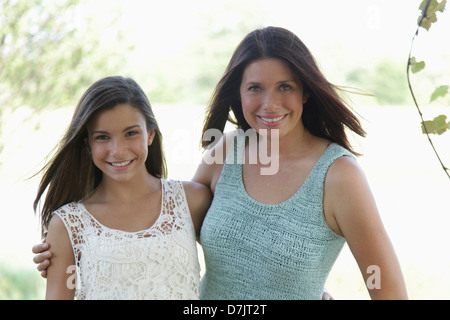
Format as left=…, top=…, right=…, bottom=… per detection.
left=262, top=90, right=281, bottom=110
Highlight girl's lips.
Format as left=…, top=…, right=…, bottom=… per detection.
left=107, top=159, right=134, bottom=170
left=257, top=114, right=287, bottom=126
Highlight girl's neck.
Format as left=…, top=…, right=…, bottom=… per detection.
left=88, top=172, right=161, bottom=204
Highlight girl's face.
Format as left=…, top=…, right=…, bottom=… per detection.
left=239, top=58, right=308, bottom=140
left=86, top=103, right=155, bottom=183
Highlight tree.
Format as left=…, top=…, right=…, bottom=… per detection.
left=0, top=0, right=130, bottom=161
left=0, top=0, right=129, bottom=112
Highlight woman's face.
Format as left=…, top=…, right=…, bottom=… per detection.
left=239, top=58, right=308, bottom=140
left=86, top=103, right=154, bottom=183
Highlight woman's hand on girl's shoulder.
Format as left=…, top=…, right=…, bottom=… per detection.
left=32, top=238, right=52, bottom=278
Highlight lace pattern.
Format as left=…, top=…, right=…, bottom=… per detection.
left=54, top=179, right=200, bottom=300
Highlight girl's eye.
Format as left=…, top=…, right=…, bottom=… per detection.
left=126, top=131, right=139, bottom=137
left=280, top=84, right=292, bottom=91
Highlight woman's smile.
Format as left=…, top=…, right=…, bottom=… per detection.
left=257, top=114, right=288, bottom=126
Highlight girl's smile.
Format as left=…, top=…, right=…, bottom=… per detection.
left=107, top=159, right=136, bottom=170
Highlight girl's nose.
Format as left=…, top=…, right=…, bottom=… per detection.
left=111, top=138, right=126, bottom=156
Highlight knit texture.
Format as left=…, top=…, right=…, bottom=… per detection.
left=200, top=134, right=352, bottom=299
left=54, top=179, right=200, bottom=300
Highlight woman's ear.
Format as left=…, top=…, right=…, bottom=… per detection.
left=303, top=91, right=310, bottom=104
left=148, top=129, right=156, bottom=146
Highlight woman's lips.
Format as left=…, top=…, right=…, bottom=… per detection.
left=257, top=114, right=287, bottom=126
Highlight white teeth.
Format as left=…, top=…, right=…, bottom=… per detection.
left=110, top=160, right=132, bottom=167
left=260, top=115, right=286, bottom=123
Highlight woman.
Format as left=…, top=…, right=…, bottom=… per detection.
left=193, top=26, right=408, bottom=299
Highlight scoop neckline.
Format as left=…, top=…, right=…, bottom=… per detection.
left=78, top=179, right=165, bottom=234
left=237, top=143, right=334, bottom=208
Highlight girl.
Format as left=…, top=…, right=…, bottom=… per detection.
left=34, top=76, right=211, bottom=299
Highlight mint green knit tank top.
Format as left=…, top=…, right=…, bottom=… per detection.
left=200, top=134, right=353, bottom=299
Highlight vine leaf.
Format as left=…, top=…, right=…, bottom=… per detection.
left=418, top=0, right=447, bottom=30
left=408, top=0, right=449, bottom=179
left=409, top=57, right=426, bottom=73
left=422, top=115, right=450, bottom=135
left=430, top=85, right=449, bottom=102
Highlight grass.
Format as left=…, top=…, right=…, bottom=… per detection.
left=0, top=263, right=45, bottom=300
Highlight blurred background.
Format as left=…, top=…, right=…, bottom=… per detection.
left=1, top=0, right=449, bottom=299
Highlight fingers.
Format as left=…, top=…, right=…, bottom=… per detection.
left=322, top=289, right=335, bottom=300
left=37, top=259, right=50, bottom=272
left=33, top=250, right=51, bottom=264
left=32, top=243, right=51, bottom=273
left=32, top=242, right=49, bottom=255
left=32, top=241, right=51, bottom=278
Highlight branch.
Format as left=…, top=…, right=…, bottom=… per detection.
left=406, top=0, right=450, bottom=179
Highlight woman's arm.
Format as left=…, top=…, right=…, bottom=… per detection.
left=45, top=215, right=76, bottom=300
left=192, top=130, right=236, bottom=193
left=182, top=181, right=212, bottom=239
left=324, top=156, right=408, bottom=299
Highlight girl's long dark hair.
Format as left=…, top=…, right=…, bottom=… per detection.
left=202, top=26, right=366, bottom=154
left=34, top=76, right=167, bottom=235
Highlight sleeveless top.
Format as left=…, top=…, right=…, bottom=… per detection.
left=54, top=179, right=200, bottom=300
left=200, top=134, right=353, bottom=299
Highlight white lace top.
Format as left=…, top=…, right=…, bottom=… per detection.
left=54, top=179, right=200, bottom=300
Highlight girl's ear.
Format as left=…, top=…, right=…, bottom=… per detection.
left=148, top=129, right=156, bottom=146
left=84, top=138, right=91, bottom=155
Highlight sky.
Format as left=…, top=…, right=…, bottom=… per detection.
left=85, top=0, right=447, bottom=59
left=79, top=0, right=449, bottom=97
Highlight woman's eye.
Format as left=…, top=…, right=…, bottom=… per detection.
left=94, top=135, right=108, bottom=140
left=248, top=86, right=261, bottom=92
left=280, top=84, right=292, bottom=91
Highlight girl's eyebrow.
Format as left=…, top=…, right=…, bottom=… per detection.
left=90, top=125, right=141, bottom=136
left=123, top=125, right=141, bottom=132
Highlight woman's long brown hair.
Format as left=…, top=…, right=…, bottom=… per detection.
left=34, top=76, right=167, bottom=236
left=201, top=26, right=366, bottom=154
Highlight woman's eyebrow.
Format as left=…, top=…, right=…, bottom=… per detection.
left=244, top=79, right=296, bottom=86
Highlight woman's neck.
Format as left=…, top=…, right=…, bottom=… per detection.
left=259, top=125, right=315, bottom=159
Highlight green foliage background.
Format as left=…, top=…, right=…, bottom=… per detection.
left=0, top=0, right=448, bottom=299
